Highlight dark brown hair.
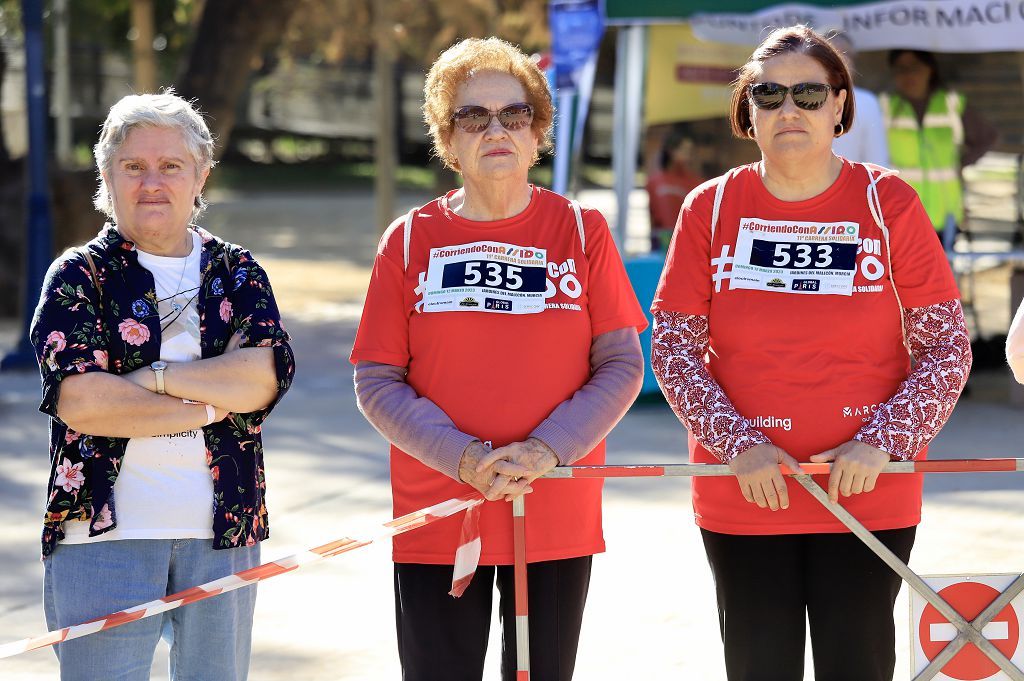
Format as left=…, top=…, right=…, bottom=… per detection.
left=889, top=49, right=944, bottom=92
left=729, top=25, right=855, bottom=139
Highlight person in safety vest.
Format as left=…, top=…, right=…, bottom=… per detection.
left=652, top=26, right=972, bottom=681
left=881, top=49, right=997, bottom=247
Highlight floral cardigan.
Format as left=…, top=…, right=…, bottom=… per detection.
left=30, top=224, right=295, bottom=557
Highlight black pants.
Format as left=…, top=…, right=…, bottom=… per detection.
left=701, top=527, right=916, bottom=681
left=394, top=556, right=592, bottom=681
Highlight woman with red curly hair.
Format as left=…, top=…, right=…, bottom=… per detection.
left=352, top=37, right=646, bottom=681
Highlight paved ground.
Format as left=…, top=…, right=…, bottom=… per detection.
left=0, top=187, right=1021, bottom=680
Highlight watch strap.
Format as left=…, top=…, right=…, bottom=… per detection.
left=152, top=365, right=166, bottom=394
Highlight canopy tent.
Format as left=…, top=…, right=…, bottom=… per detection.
left=602, top=0, right=1024, bottom=247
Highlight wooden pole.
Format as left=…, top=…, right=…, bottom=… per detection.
left=374, top=3, right=398, bottom=234
left=53, top=0, right=72, bottom=167
left=131, top=0, right=156, bottom=92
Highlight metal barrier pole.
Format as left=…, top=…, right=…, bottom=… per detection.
left=546, top=459, right=1024, bottom=478
left=512, top=495, right=530, bottom=681
left=543, top=459, right=1024, bottom=680
left=791, top=475, right=1024, bottom=681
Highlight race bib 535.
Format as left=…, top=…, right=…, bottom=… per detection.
left=422, top=241, right=547, bottom=314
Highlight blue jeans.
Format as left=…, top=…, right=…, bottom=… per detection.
left=43, top=539, right=260, bottom=681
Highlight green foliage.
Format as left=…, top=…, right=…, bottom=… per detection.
left=0, top=1, right=22, bottom=39
left=0, top=0, right=202, bottom=77
left=72, top=0, right=198, bottom=59
left=281, top=0, right=550, bottom=67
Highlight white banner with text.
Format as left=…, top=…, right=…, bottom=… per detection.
left=692, top=1, right=1024, bottom=52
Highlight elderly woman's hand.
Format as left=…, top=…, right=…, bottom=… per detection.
left=728, top=443, right=804, bottom=511
left=458, top=438, right=558, bottom=502
left=459, top=441, right=532, bottom=501
left=809, top=440, right=890, bottom=504
left=478, top=438, right=559, bottom=498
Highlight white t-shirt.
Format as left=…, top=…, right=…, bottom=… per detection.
left=63, top=231, right=214, bottom=543
left=833, top=87, right=890, bottom=167
left=1008, top=299, right=1024, bottom=384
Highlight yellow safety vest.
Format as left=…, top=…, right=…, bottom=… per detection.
left=880, top=89, right=965, bottom=230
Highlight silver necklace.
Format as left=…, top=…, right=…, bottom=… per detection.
left=168, top=234, right=193, bottom=313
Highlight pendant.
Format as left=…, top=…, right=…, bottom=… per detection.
left=171, top=302, right=182, bottom=313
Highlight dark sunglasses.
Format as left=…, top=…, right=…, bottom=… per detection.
left=748, top=82, right=836, bottom=110
left=451, top=102, right=534, bottom=133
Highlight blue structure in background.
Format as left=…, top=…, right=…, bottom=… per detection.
left=624, top=253, right=666, bottom=396
left=3, top=0, right=54, bottom=370
left=549, top=0, right=603, bottom=197
left=549, top=0, right=603, bottom=92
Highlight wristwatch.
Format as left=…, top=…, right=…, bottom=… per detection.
left=150, top=360, right=168, bottom=394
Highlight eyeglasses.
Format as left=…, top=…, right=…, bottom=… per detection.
left=451, top=102, right=534, bottom=133
left=748, top=82, right=836, bottom=111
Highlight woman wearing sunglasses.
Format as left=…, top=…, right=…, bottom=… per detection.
left=351, top=37, right=645, bottom=681
left=651, top=26, right=970, bottom=681
left=29, top=91, right=294, bottom=680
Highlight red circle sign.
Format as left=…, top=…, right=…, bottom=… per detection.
left=919, top=582, right=1019, bottom=680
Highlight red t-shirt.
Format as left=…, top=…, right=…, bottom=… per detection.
left=647, top=167, right=705, bottom=230
left=351, top=186, right=647, bottom=563
left=652, top=160, right=959, bottom=535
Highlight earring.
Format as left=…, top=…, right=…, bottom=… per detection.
left=834, top=123, right=845, bottom=137
left=747, top=126, right=755, bottom=139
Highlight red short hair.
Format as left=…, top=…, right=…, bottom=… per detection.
left=423, top=37, right=553, bottom=172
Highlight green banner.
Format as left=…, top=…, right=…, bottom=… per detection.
left=604, top=0, right=864, bottom=23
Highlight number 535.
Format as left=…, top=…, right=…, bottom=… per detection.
left=464, top=261, right=524, bottom=289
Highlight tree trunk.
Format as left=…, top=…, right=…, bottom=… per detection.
left=0, top=41, right=22, bottom=317
left=175, top=0, right=303, bottom=159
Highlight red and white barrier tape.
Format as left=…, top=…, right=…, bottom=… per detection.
left=0, top=494, right=483, bottom=659
left=3, top=458, right=1020, bottom=660
left=449, top=503, right=482, bottom=597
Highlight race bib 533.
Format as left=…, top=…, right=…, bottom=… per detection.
left=730, top=218, right=860, bottom=296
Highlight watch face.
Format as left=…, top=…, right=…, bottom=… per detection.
left=151, top=361, right=168, bottom=371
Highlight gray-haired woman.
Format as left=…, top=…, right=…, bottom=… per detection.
left=30, top=90, right=294, bottom=680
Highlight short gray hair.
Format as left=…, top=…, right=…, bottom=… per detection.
left=93, top=89, right=216, bottom=220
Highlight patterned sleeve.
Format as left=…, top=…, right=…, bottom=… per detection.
left=225, top=248, right=295, bottom=428
left=30, top=252, right=111, bottom=419
left=855, top=300, right=972, bottom=459
left=650, top=310, right=770, bottom=462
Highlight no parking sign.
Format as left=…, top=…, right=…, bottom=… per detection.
left=912, top=574, right=1024, bottom=680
